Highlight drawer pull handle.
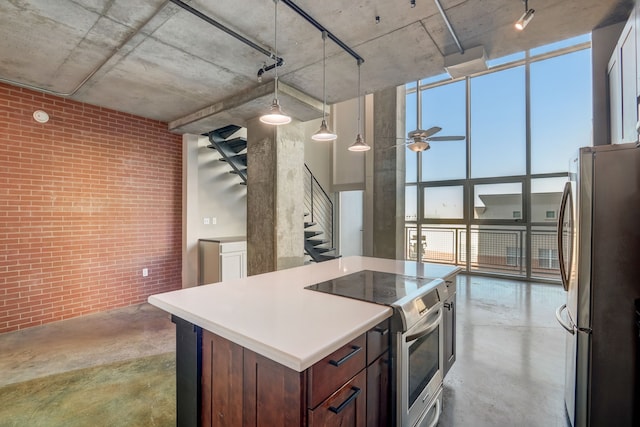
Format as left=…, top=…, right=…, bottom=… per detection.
left=329, top=386, right=361, bottom=414
left=329, top=345, right=361, bottom=367
left=373, top=327, right=389, bottom=336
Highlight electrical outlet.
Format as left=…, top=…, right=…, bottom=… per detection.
left=203, top=217, right=210, bottom=225
left=211, top=217, right=217, bottom=225
left=142, top=268, right=149, bottom=277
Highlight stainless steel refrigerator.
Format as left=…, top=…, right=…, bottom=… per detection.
left=555, top=143, right=640, bottom=427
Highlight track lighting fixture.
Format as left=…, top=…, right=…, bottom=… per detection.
left=312, top=31, right=337, bottom=141
left=348, top=60, right=371, bottom=152
left=260, top=0, right=291, bottom=126
left=515, top=0, right=534, bottom=31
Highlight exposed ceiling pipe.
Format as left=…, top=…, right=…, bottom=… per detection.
left=168, top=0, right=281, bottom=63
left=0, top=0, right=172, bottom=97
left=434, top=0, right=464, bottom=54
left=280, top=0, right=365, bottom=65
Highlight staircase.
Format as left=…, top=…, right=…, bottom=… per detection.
left=303, top=165, right=339, bottom=263
left=205, top=125, right=339, bottom=263
left=207, top=125, right=247, bottom=185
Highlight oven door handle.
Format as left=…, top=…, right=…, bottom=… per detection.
left=405, top=309, right=442, bottom=343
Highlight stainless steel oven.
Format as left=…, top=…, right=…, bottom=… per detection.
left=304, top=270, right=448, bottom=427
left=392, top=279, right=446, bottom=427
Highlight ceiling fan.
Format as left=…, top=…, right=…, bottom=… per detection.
left=402, top=127, right=465, bottom=152
left=394, top=81, right=465, bottom=152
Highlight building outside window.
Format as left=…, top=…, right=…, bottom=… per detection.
left=404, top=35, right=592, bottom=281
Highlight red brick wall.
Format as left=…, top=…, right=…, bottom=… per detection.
left=0, top=83, right=182, bottom=333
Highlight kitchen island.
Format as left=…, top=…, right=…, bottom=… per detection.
left=149, top=256, right=460, bottom=427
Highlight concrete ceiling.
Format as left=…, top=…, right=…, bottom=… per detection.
left=0, top=0, right=632, bottom=134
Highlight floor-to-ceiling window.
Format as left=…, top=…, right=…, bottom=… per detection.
left=404, top=35, right=592, bottom=281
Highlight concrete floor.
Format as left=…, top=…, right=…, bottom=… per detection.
left=440, top=275, right=568, bottom=427
left=0, top=303, right=175, bottom=387
left=0, top=275, right=568, bottom=426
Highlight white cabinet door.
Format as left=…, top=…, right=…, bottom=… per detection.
left=220, top=250, right=246, bottom=281
left=609, top=12, right=638, bottom=145
left=620, top=17, right=637, bottom=143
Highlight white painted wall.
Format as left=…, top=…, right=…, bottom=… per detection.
left=303, top=117, right=332, bottom=191
left=182, top=134, right=247, bottom=288
left=197, top=133, right=247, bottom=238
left=339, top=191, right=364, bottom=256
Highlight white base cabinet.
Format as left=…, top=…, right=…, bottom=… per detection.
left=199, top=237, right=247, bottom=285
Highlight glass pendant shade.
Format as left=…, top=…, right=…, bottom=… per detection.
left=312, top=119, right=337, bottom=141
left=348, top=133, right=370, bottom=152
left=260, top=98, right=291, bottom=125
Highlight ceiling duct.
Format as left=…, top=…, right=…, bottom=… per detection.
left=444, top=45, right=488, bottom=79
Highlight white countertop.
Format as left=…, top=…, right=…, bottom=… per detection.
left=148, top=256, right=461, bottom=372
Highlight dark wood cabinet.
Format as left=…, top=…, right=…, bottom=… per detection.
left=198, top=321, right=390, bottom=427
left=366, top=351, right=389, bottom=427
left=307, top=335, right=366, bottom=409
left=308, top=370, right=367, bottom=427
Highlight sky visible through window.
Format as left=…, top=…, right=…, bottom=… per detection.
left=406, top=36, right=592, bottom=199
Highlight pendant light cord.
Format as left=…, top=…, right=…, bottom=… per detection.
left=415, top=80, right=420, bottom=129
left=274, top=0, right=279, bottom=101
left=322, top=31, right=327, bottom=120
left=357, top=60, right=362, bottom=134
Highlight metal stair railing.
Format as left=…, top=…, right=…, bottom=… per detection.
left=304, top=164, right=333, bottom=249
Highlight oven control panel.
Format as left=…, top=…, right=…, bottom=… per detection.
left=392, top=278, right=448, bottom=331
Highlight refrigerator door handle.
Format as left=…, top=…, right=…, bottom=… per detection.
left=557, top=182, right=573, bottom=292
left=555, top=304, right=576, bottom=334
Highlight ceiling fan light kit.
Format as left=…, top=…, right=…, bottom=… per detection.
left=408, top=140, right=430, bottom=152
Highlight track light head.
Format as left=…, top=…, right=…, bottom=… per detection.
left=515, top=8, right=535, bottom=30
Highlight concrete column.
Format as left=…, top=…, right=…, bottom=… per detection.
left=246, top=117, right=305, bottom=275
left=370, top=86, right=405, bottom=260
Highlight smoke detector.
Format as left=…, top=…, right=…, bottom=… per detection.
left=33, top=110, right=50, bottom=123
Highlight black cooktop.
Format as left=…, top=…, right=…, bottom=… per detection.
left=305, top=270, right=437, bottom=306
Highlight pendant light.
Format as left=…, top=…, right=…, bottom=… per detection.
left=312, top=31, right=337, bottom=141
left=348, top=60, right=371, bottom=152
left=260, top=0, right=291, bottom=125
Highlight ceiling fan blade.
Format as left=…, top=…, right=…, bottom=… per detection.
left=426, top=136, right=465, bottom=141
left=408, top=126, right=441, bottom=139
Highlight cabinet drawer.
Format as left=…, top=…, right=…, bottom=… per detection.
left=307, top=334, right=366, bottom=409
left=366, top=319, right=390, bottom=365
left=308, top=369, right=367, bottom=427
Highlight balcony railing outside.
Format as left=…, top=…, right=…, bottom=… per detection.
left=405, top=225, right=560, bottom=280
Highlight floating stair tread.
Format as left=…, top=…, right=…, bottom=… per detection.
left=304, top=222, right=317, bottom=228
left=209, top=124, right=242, bottom=142
left=314, top=247, right=335, bottom=254
left=306, top=239, right=329, bottom=246
left=304, top=231, right=323, bottom=238
left=223, top=137, right=247, bottom=153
